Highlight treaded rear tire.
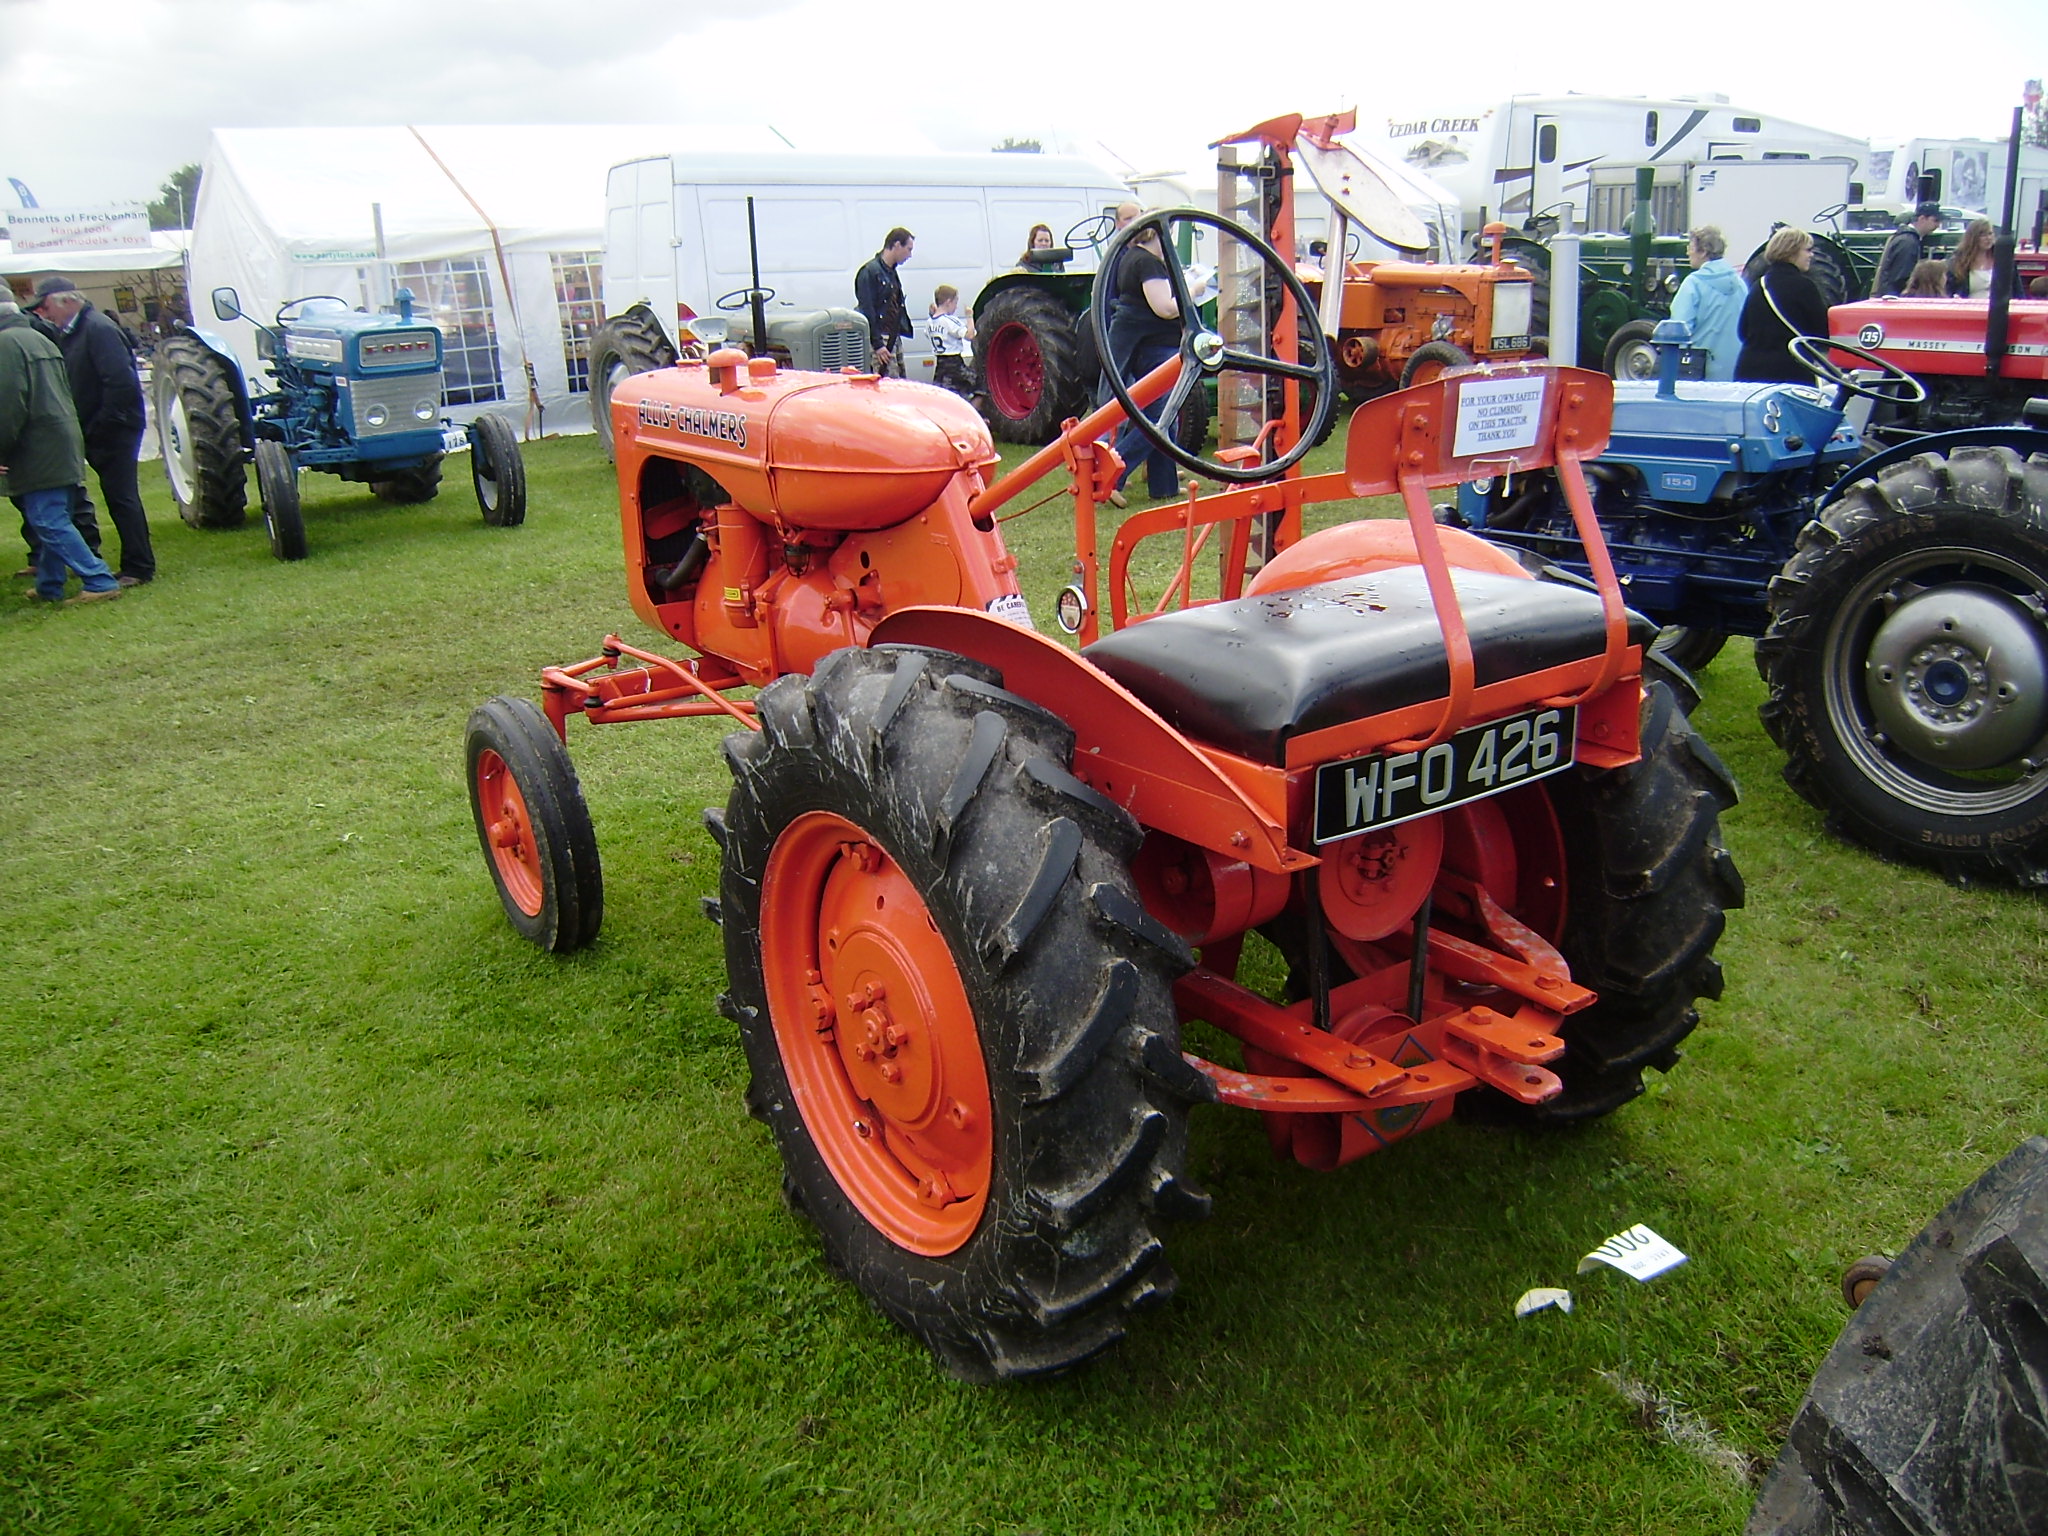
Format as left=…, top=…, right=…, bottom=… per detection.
left=977, top=286, right=1088, bottom=444
left=153, top=334, right=248, bottom=529
left=1755, top=445, right=2048, bottom=886
left=717, top=645, right=1212, bottom=1379
left=1464, top=679, right=1745, bottom=1125
left=590, top=307, right=677, bottom=463
left=1400, top=340, right=1472, bottom=389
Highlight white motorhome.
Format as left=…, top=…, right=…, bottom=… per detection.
left=1377, top=94, right=1869, bottom=233
left=599, top=150, right=1131, bottom=385
left=1861, top=137, right=2048, bottom=224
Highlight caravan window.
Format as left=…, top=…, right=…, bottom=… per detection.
left=1732, top=117, right=1761, bottom=133
left=1537, top=124, right=1557, bottom=164
left=552, top=252, right=602, bottom=395
left=1644, top=111, right=1659, bottom=147
left=395, top=257, right=504, bottom=405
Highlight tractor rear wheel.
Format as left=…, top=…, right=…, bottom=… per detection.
left=1604, top=320, right=1661, bottom=382
left=468, top=413, right=527, bottom=526
left=1400, top=341, right=1471, bottom=390
left=370, top=457, right=443, bottom=504
left=1461, top=679, right=1744, bottom=1124
left=1651, top=624, right=1728, bottom=675
left=254, top=439, right=307, bottom=562
left=465, top=696, right=603, bottom=952
left=1756, top=445, right=2048, bottom=885
left=589, top=307, right=676, bottom=463
left=717, top=645, right=1211, bottom=1379
left=153, top=334, right=247, bottom=529
left=977, top=287, right=1088, bottom=444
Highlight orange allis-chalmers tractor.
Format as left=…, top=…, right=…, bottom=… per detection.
left=466, top=206, right=1744, bottom=1380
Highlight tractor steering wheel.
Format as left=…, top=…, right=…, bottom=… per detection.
left=1064, top=212, right=1117, bottom=253
left=1090, top=207, right=1336, bottom=484
left=1788, top=334, right=1928, bottom=408
left=716, top=286, right=777, bottom=310
left=1812, top=202, right=1849, bottom=235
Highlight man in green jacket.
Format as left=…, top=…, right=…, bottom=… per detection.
left=0, top=293, right=120, bottom=604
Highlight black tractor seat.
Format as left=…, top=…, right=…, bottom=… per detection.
left=1081, top=566, right=1653, bottom=765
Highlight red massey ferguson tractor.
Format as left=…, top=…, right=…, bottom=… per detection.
left=465, top=209, right=1744, bottom=1379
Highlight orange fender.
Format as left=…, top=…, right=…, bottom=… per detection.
left=1246, top=518, right=1527, bottom=597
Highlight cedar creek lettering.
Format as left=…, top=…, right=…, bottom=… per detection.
left=1388, top=117, right=1483, bottom=138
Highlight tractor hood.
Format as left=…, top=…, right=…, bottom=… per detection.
left=1606, top=380, right=1861, bottom=502
left=613, top=352, right=998, bottom=531
left=281, top=301, right=443, bottom=375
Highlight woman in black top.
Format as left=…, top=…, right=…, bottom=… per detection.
left=1106, top=225, right=1185, bottom=500
left=1735, top=226, right=1830, bottom=384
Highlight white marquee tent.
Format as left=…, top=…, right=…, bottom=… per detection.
left=190, top=124, right=789, bottom=436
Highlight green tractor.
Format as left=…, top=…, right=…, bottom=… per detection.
left=1495, top=168, right=1692, bottom=380
left=973, top=213, right=1210, bottom=451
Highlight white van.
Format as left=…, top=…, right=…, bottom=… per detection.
left=590, top=150, right=1131, bottom=449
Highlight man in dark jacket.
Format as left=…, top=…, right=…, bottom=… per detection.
left=30, top=275, right=154, bottom=585
left=0, top=295, right=121, bottom=604
left=854, top=228, right=914, bottom=376
left=1874, top=202, right=1943, bottom=298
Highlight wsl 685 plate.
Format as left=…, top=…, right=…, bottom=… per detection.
left=1312, top=704, right=1576, bottom=844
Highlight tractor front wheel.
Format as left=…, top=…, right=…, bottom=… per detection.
left=153, top=334, right=247, bottom=529
left=1604, top=320, right=1662, bottom=382
left=1651, top=625, right=1728, bottom=675
left=465, top=696, right=603, bottom=952
left=469, top=413, right=527, bottom=526
left=717, top=645, right=1210, bottom=1379
left=977, top=287, right=1087, bottom=444
left=254, top=440, right=306, bottom=561
left=1401, top=341, right=1471, bottom=390
left=589, top=308, right=677, bottom=463
left=1757, top=445, right=2048, bottom=885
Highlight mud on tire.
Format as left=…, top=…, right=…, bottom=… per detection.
left=1755, top=446, right=2048, bottom=886
left=716, top=645, right=1213, bottom=1379
left=1466, top=679, right=1745, bottom=1125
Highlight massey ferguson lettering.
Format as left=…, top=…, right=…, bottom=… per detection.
left=1388, top=116, right=1482, bottom=138
left=638, top=400, right=750, bottom=448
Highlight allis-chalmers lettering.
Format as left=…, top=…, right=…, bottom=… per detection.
left=638, top=399, right=750, bottom=448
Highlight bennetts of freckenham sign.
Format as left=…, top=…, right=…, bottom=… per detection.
left=9, top=204, right=153, bottom=255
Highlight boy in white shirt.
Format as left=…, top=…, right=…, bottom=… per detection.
left=928, top=285, right=975, bottom=398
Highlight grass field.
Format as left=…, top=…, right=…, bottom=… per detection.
left=3, top=428, right=2043, bottom=1534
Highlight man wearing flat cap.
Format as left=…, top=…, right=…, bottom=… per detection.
left=29, top=275, right=155, bottom=586
left=1874, top=202, right=1944, bottom=299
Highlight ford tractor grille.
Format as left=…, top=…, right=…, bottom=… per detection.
left=349, top=372, right=446, bottom=438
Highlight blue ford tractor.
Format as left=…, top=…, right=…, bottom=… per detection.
left=1452, top=321, right=2048, bottom=886
left=152, top=287, right=526, bottom=560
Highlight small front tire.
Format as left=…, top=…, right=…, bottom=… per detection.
left=465, top=696, right=603, bottom=952
left=469, top=413, right=527, bottom=527
left=254, top=439, right=306, bottom=561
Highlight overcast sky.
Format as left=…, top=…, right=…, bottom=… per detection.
left=2, top=0, right=2043, bottom=208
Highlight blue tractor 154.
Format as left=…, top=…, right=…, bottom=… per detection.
left=1452, top=321, right=2048, bottom=886
left=152, top=286, right=527, bottom=560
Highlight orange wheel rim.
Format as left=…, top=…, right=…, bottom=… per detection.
left=476, top=749, right=545, bottom=917
left=762, top=811, right=992, bottom=1256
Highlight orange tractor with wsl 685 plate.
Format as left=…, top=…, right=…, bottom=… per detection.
left=466, top=202, right=1743, bottom=1380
